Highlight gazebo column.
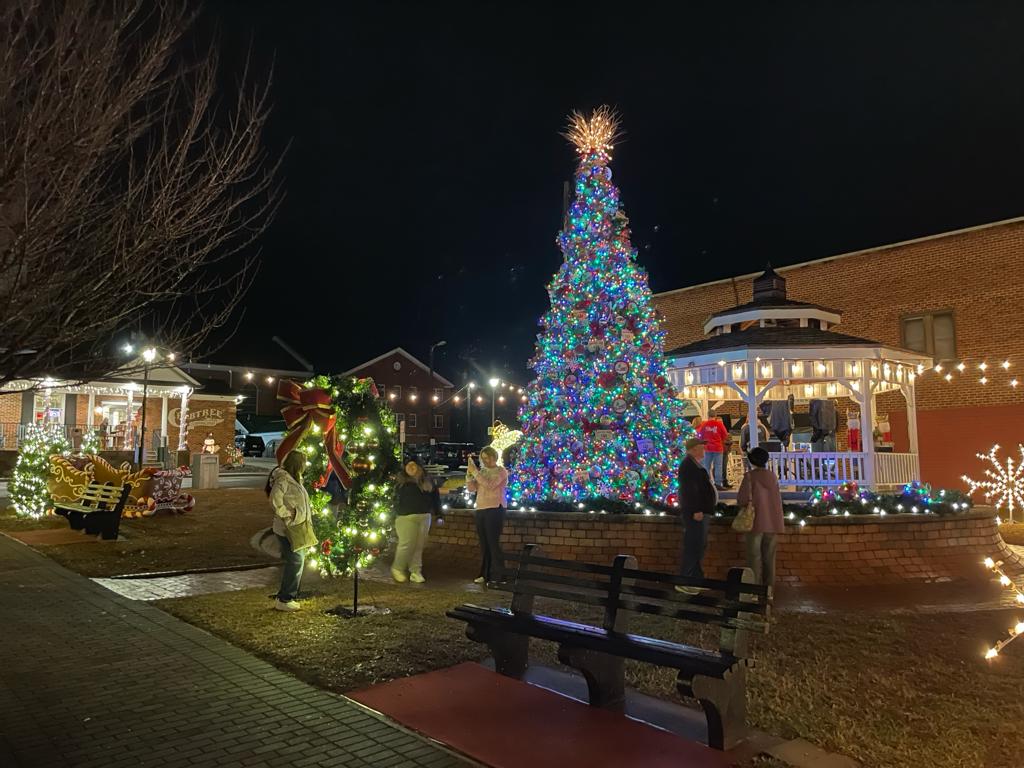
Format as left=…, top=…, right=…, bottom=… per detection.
left=86, top=392, right=95, bottom=428
left=901, top=382, right=921, bottom=480
left=859, top=361, right=876, bottom=488
left=746, top=373, right=760, bottom=449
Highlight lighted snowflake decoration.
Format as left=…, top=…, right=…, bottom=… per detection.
left=962, top=444, right=1024, bottom=523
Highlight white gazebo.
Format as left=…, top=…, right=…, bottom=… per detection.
left=665, top=267, right=931, bottom=491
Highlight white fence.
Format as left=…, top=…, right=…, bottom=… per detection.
left=765, top=451, right=918, bottom=490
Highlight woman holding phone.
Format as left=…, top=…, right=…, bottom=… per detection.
left=466, top=446, right=509, bottom=584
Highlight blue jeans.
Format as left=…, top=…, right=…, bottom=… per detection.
left=703, top=451, right=723, bottom=486
left=276, top=534, right=304, bottom=602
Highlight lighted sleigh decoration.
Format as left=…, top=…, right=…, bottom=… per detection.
left=47, top=454, right=194, bottom=517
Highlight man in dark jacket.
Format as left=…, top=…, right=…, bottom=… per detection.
left=677, top=436, right=718, bottom=593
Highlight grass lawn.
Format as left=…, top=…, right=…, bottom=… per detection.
left=158, top=577, right=1024, bottom=768
left=6, top=486, right=1023, bottom=765
left=0, top=488, right=276, bottom=576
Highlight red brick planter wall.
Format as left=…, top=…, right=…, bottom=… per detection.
left=425, top=508, right=1019, bottom=585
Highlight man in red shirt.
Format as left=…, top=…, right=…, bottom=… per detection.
left=692, top=415, right=728, bottom=489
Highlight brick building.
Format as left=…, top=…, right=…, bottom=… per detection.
left=344, top=348, right=455, bottom=445
left=652, top=216, right=1024, bottom=489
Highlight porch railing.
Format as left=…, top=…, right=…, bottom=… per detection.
left=0, top=423, right=137, bottom=452
left=766, top=451, right=919, bottom=490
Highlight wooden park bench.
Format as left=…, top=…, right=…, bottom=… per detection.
left=447, top=544, right=771, bottom=750
left=53, top=482, right=131, bottom=541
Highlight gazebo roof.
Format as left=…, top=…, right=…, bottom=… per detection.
left=667, top=326, right=884, bottom=357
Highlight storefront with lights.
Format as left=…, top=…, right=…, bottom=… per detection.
left=0, top=362, right=240, bottom=466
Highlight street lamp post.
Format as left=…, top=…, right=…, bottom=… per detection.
left=428, top=340, right=447, bottom=461
left=489, top=377, right=500, bottom=426
left=137, top=347, right=157, bottom=467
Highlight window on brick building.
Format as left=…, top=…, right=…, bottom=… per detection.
left=901, top=312, right=956, bottom=359
left=407, top=413, right=418, bottom=428
left=408, top=386, right=418, bottom=401
left=390, top=385, right=402, bottom=400
left=433, top=414, right=443, bottom=429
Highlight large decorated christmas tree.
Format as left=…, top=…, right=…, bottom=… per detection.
left=510, top=107, right=691, bottom=506
left=276, top=376, right=400, bottom=576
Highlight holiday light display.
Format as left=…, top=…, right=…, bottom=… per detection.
left=78, top=428, right=100, bottom=456
left=962, top=444, right=1024, bottom=523
left=511, top=108, right=691, bottom=505
left=11, top=423, right=71, bottom=518
left=487, top=421, right=522, bottom=467
left=982, top=557, right=1024, bottom=659
left=277, top=376, right=400, bottom=576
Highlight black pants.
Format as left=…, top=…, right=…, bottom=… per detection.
left=679, top=514, right=709, bottom=579
left=475, top=506, right=506, bottom=581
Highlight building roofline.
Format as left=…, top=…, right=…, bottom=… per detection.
left=342, top=347, right=455, bottom=387
left=652, top=214, right=1024, bottom=299
left=179, top=362, right=314, bottom=378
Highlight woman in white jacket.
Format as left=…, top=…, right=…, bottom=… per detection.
left=268, top=451, right=312, bottom=612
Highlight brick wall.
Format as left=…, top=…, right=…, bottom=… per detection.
left=0, top=393, right=21, bottom=424
left=425, top=508, right=1019, bottom=586
left=180, top=397, right=236, bottom=454
left=653, top=218, right=1024, bottom=489
left=347, top=351, right=454, bottom=444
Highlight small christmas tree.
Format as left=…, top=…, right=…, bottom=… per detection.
left=511, top=107, right=691, bottom=506
left=277, top=376, right=400, bottom=576
left=11, top=423, right=71, bottom=517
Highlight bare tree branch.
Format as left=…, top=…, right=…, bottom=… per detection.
left=0, top=0, right=281, bottom=389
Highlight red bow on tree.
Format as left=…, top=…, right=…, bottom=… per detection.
left=276, top=380, right=352, bottom=489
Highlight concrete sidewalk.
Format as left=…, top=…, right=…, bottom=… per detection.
left=0, top=533, right=473, bottom=768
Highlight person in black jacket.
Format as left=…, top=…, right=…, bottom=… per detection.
left=391, top=460, right=441, bottom=584
left=677, top=436, right=718, bottom=594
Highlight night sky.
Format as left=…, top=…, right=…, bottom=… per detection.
left=206, top=1, right=1024, bottom=383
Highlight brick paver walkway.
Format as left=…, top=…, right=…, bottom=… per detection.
left=94, top=567, right=282, bottom=601
left=0, top=534, right=473, bottom=768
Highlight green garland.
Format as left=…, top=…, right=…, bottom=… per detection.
left=294, top=375, right=400, bottom=576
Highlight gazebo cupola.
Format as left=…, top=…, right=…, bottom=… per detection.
left=704, top=266, right=842, bottom=337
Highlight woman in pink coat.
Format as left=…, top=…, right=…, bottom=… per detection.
left=735, top=447, right=785, bottom=589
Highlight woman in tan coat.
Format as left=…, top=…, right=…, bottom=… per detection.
left=736, top=447, right=785, bottom=588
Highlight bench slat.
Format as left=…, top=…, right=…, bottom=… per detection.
left=504, top=552, right=618, bottom=576
left=449, top=605, right=739, bottom=678
left=617, top=597, right=768, bottom=632
left=618, top=582, right=770, bottom=616
left=621, top=565, right=770, bottom=598
left=513, top=569, right=612, bottom=593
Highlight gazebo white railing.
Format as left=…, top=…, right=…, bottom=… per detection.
left=765, top=450, right=920, bottom=490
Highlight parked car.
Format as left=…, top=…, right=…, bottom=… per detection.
left=433, top=442, right=476, bottom=469
left=241, top=435, right=265, bottom=457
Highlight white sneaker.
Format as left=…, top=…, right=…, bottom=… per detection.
left=409, top=572, right=426, bottom=584
left=274, top=600, right=301, bottom=612
left=473, top=576, right=486, bottom=584
left=391, top=568, right=407, bottom=583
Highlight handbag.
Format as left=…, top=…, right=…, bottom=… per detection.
left=732, top=502, right=755, bottom=532
left=285, top=518, right=318, bottom=551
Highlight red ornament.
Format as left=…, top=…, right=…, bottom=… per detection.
left=321, top=539, right=333, bottom=556
left=598, top=372, right=617, bottom=388
left=667, top=493, right=679, bottom=507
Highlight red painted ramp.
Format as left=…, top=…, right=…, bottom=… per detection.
left=349, top=663, right=733, bottom=768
